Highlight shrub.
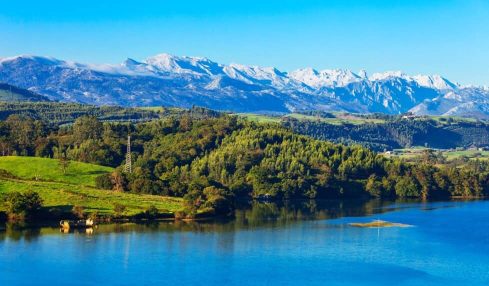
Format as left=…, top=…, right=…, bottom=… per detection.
left=111, top=171, right=127, bottom=192
left=113, top=203, right=126, bottom=217
left=202, top=186, right=234, bottom=214
left=4, top=191, right=43, bottom=220
left=0, top=169, right=18, bottom=179
left=145, top=205, right=159, bottom=218
left=88, top=211, right=100, bottom=220
left=365, top=175, right=383, bottom=197
left=95, top=173, right=113, bottom=190
left=395, top=177, right=420, bottom=197
left=72, top=205, right=85, bottom=219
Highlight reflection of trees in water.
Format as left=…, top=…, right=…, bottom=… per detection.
left=234, top=199, right=389, bottom=228
left=0, top=199, right=449, bottom=240
left=1, top=222, right=42, bottom=242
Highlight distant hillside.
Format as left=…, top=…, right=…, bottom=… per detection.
left=0, top=101, right=161, bottom=124
left=0, top=83, right=50, bottom=102
left=282, top=114, right=489, bottom=151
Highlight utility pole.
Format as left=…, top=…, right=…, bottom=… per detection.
left=124, top=135, right=132, bottom=174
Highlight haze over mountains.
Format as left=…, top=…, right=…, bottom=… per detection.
left=0, top=53, right=488, bottom=117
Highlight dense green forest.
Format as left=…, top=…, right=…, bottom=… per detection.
left=283, top=116, right=489, bottom=151
left=1, top=106, right=488, bottom=217
left=0, top=102, right=167, bottom=124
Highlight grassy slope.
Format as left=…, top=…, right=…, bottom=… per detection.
left=0, top=156, right=112, bottom=187
left=443, top=150, right=489, bottom=161
left=0, top=156, right=183, bottom=216
left=386, top=148, right=489, bottom=161
left=239, top=111, right=484, bottom=126
left=237, top=113, right=281, bottom=123
left=286, top=113, right=385, bottom=125
left=238, top=112, right=387, bottom=125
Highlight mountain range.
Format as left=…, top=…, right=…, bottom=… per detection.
left=0, top=53, right=488, bottom=117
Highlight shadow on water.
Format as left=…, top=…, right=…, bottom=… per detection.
left=0, top=198, right=481, bottom=241
left=0, top=222, right=42, bottom=242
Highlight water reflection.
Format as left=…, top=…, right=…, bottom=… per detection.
left=0, top=222, right=42, bottom=242
left=0, top=198, right=475, bottom=241
left=2, top=199, right=488, bottom=286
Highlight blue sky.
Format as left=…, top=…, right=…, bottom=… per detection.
left=1, top=0, right=488, bottom=85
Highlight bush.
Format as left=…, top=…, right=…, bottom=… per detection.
left=95, top=173, right=113, bottom=190
left=4, top=191, right=43, bottom=220
left=145, top=205, right=159, bottom=218
left=175, top=208, right=196, bottom=219
left=88, top=211, right=100, bottom=220
left=72, top=205, right=85, bottom=219
left=0, top=169, right=19, bottom=179
left=202, top=186, right=234, bottom=214
left=395, top=177, right=420, bottom=197
left=365, top=175, right=383, bottom=197
left=113, top=203, right=126, bottom=217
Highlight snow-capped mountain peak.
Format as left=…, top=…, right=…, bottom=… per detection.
left=123, top=58, right=143, bottom=67
left=0, top=55, right=63, bottom=66
left=412, top=74, right=457, bottom=90
left=224, top=63, right=292, bottom=87
left=145, top=53, right=223, bottom=76
left=358, top=69, right=368, bottom=79
left=369, top=71, right=407, bottom=81
left=289, top=68, right=361, bottom=88
left=370, top=71, right=457, bottom=90
left=0, top=52, right=487, bottom=118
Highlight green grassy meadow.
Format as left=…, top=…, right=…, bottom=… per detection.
left=237, top=112, right=386, bottom=125
left=385, top=148, right=489, bottom=162
left=0, top=156, right=113, bottom=187
left=237, top=113, right=282, bottom=123
left=238, top=111, right=485, bottom=127
left=443, top=150, right=489, bottom=161
left=0, top=156, right=183, bottom=216
left=286, top=113, right=386, bottom=125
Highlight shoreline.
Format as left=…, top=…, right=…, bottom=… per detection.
left=1, top=197, right=486, bottom=229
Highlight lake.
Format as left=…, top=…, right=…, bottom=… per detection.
left=1, top=199, right=489, bottom=286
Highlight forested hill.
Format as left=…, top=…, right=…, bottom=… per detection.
left=0, top=83, right=50, bottom=102
left=3, top=101, right=489, bottom=152
left=0, top=102, right=221, bottom=124
left=282, top=116, right=489, bottom=151
left=1, top=111, right=488, bottom=217
left=0, top=102, right=164, bottom=124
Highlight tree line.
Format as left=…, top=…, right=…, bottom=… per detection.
left=1, top=109, right=489, bottom=217
left=283, top=117, right=489, bottom=151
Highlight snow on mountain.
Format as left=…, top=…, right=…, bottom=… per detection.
left=289, top=68, right=362, bottom=88
left=369, top=71, right=408, bottom=81
left=225, top=64, right=287, bottom=86
left=0, top=53, right=487, bottom=117
left=411, top=74, right=457, bottom=90
left=145, top=53, right=224, bottom=76
left=370, top=71, right=457, bottom=90
left=410, top=88, right=489, bottom=118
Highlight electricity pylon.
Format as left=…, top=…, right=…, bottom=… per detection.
left=124, top=135, right=132, bottom=174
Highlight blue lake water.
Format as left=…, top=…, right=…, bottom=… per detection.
left=1, top=199, right=489, bottom=285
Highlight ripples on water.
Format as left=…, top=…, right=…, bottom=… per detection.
left=1, top=199, right=488, bottom=286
